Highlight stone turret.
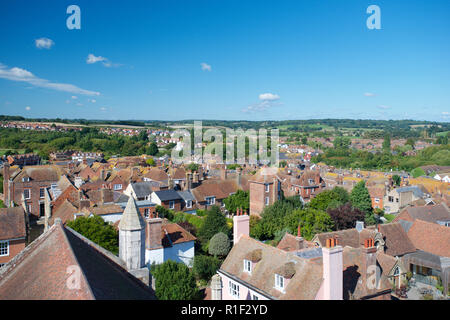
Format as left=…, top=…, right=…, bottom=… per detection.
left=119, top=196, right=146, bottom=271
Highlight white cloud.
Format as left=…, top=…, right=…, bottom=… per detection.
left=35, top=38, right=54, bottom=49
left=200, top=62, right=212, bottom=72
left=0, top=63, right=100, bottom=96
left=377, top=105, right=391, bottom=110
left=242, top=93, right=283, bottom=113
left=259, top=93, right=280, bottom=101
left=86, top=54, right=121, bottom=68
left=442, top=111, right=449, bottom=115
left=87, top=54, right=107, bottom=64
left=25, top=106, right=31, bottom=111
left=71, top=96, right=78, bottom=99
left=364, top=92, right=376, bottom=97
left=88, top=99, right=96, bottom=103
left=100, top=107, right=107, bottom=111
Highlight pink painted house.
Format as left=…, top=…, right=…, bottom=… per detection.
left=211, top=211, right=392, bottom=300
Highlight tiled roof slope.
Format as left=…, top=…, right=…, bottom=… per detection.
left=407, top=219, right=450, bottom=258
left=0, top=207, right=26, bottom=241
left=0, top=221, right=155, bottom=300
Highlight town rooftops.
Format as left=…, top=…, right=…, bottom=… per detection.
left=0, top=220, right=155, bottom=300
left=394, top=203, right=450, bottom=224
left=0, top=207, right=26, bottom=241
left=11, top=165, right=66, bottom=182
left=219, top=235, right=324, bottom=300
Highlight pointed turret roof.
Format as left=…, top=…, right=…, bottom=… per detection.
left=118, top=196, right=145, bottom=231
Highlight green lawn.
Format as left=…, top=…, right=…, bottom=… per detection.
left=384, top=214, right=396, bottom=223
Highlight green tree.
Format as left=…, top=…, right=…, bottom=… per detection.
left=392, top=175, right=401, bottom=186
left=0, top=175, right=3, bottom=194
left=198, top=206, right=229, bottom=244
left=382, top=133, right=391, bottom=153
left=66, top=216, right=119, bottom=255
left=411, top=167, right=426, bottom=178
left=146, top=158, right=156, bottom=167
left=405, top=138, right=415, bottom=149
left=0, top=199, right=6, bottom=208
left=284, top=208, right=334, bottom=240
left=151, top=260, right=201, bottom=300
left=147, top=142, right=159, bottom=156
left=155, top=205, right=174, bottom=221
left=350, top=181, right=373, bottom=215
left=208, top=232, right=231, bottom=257
left=193, top=255, right=222, bottom=281
left=308, top=187, right=349, bottom=211
left=223, top=190, right=249, bottom=214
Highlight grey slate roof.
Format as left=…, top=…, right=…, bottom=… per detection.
left=177, top=190, right=196, bottom=202
left=153, top=190, right=183, bottom=202
left=131, top=181, right=159, bottom=198
left=396, top=186, right=425, bottom=198
left=397, top=219, right=414, bottom=233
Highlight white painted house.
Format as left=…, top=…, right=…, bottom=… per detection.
left=119, top=197, right=196, bottom=268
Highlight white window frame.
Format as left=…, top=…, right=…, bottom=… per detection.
left=186, top=200, right=192, bottom=209
left=206, top=196, right=216, bottom=205
left=265, top=197, right=270, bottom=206
left=169, top=200, right=175, bottom=209
left=243, top=259, right=252, bottom=274
left=0, top=241, right=9, bottom=257
left=275, top=274, right=285, bottom=292
left=24, top=189, right=31, bottom=200
left=265, top=184, right=270, bottom=193
left=40, top=188, right=45, bottom=199
left=144, top=208, right=149, bottom=218
left=114, top=184, right=122, bottom=191
left=374, top=198, right=379, bottom=203
left=229, top=281, right=240, bottom=299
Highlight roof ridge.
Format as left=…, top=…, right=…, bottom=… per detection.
left=58, top=223, right=96, bottom=299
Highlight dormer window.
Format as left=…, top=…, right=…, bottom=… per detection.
left=275, top=274, right=285, bottom=291
left=22, top=177, right=30, bottom=182
left=243, top=259, right=252, bottom=274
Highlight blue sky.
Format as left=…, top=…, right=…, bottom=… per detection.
left=0, top=0, right=449, bottom=121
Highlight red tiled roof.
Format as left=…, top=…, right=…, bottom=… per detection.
left=0, top=221, right=155, bottom=300
left=0, top=207, right=26, bottom=241
left=407, top=219, right=450, bottom=257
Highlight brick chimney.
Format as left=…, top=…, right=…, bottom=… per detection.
left=296, top=224, right=304, bottom=250
left=361, top=238, right=378, bottom=289
left=322, top=238, right=343, bottom=300
left=233, top=209, right=249, bottom=245
left=146, top=218, right=163, bottom=250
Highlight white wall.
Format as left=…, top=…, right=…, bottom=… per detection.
left=145, top=241, right=195, bottom=267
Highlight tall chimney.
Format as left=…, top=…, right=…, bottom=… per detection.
left=233, top=210, right=249, bottom=245
left=361, top=238, right=378, bottom=289
left=146, top=218, right=163, bottom=250
left=296, top=225, right=304, bottom=250
left=322, top=238, right=343, bottom=300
